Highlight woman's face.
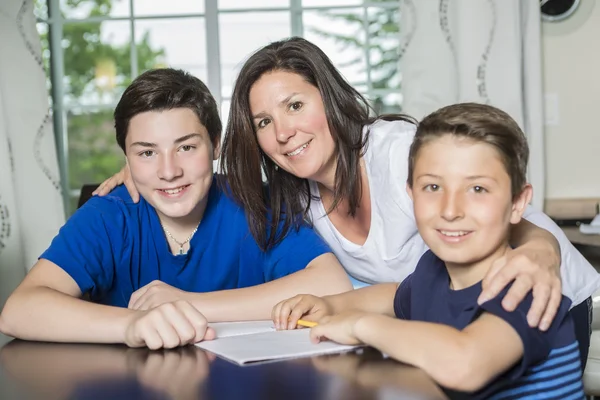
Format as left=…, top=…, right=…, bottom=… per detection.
left=249, top=70, right=337, bottom=185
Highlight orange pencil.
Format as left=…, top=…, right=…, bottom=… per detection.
left=296, top=319, right=318, bottom=328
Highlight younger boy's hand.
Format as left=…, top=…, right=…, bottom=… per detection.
left=124, top=300, right=215, bottom=349
left=309, top=311, right=369, bottom=346
left=272, top=294, right=333, bottom=330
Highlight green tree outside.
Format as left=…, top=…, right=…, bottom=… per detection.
left=36, top=0, right=164, bottom=213
left=308, top=2, right=401, bottom=114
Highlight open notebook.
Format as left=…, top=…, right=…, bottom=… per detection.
left=196, top=320, right=360, bottom=365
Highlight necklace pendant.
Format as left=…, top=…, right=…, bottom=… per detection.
left=178, top=246, right=184, bottom=255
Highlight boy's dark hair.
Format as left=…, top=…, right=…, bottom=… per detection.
left=114, top=68, right=222, bottom=152
left=408, top=103, right=529, bottom=198
left=220, top=36, right=414, bottom=250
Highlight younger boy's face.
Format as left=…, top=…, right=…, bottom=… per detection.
left=407, top=135, right=529, bottom=270
left=124, top=108, right=220, bottom=224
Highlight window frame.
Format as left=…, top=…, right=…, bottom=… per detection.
left=40, top=0, right=401, bottom=213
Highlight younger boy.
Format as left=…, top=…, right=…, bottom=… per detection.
left=274, top=103, right=584, bottom=398
left=0, top=68, right=352, bottom=349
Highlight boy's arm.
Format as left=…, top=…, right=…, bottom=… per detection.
left=130, top=253, right=355, bottom=322
left=0, top=260, right=214, bottom=348
left=352, top=312, right=524, bottom=392
left=326, top=282, right=399, bottom=316
left=0, top=260, right=134, bottom=343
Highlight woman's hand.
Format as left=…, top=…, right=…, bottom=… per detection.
left=92, top=163, right=140, bottom=203
left=479, top=240, right=562, bottom=331
left=272, top=294, right=334, bottom=330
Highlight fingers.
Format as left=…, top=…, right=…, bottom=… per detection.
left=129, top=301, right=209, bottom=349
left=92, top=177, right=117, bottom=197
left=500, top=273, right=533, bottom=312
left=272, top=295, right=302, bottom=330
left=309, top=316, right=331, bottom=344
left=176, top=301, right=211, bottom=343
left=123, top=174, right=140, bottom=203
left=524, top=280, right=552, bottom=327
left=129, top=280, right=163, bottom=310
left=537, top=278, right=562, bottom=331
left=478, top=256, right=508, bottom=304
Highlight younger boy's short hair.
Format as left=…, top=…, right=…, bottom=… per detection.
left=407, top=102, right=529, bottom=198
left=114, top=68, right=222, bottom=152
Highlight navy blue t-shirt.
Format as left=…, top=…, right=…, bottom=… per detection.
left=40, top=176, right=330, bottom=307
left=394, top=250, right=584, bottom=400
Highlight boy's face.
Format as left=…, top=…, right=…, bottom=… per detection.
left=124, top=108, right=220, bottom=224
left=407, top=135, right=530, bottom=269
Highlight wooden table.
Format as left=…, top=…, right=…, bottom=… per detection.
left=0, top=337, right=458, bottom=400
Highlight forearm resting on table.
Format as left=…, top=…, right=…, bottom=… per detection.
left=0, top=286, right=133, bottom=344
left=325, top=283, right=399, bottom=316
left=354, top=314, right=522, bottom=392
left=188, top=254, right=353, bottom=322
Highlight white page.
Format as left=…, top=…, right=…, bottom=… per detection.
left=209, top=320, right=275, bottom=338
left=196, top=328, right=359, bottom=365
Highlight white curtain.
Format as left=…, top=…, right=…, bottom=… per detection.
left=400, top=0, right=545, bottom=209
left=0, top=0, right=64, bottom=307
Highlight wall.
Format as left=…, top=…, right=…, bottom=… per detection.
left=542, top=0, right=600, bottom=201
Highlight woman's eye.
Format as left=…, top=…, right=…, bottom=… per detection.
left=257, top=118, right=271, bottom=129
left=289, top=101, right=303, bottom=111
left=424, top=184, right=439, bottom=192
left=473, top=186, right=487, bottom=193
left=180, top=145, right=194, bottom=152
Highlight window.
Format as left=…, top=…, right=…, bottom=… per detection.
left=36, top=0, right=402, bottom=214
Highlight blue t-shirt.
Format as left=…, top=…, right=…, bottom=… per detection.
left=394, top=250, right=584, bottom=400
left=41, top=176, right=331, bottom=307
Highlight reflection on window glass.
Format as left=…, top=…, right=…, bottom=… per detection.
left=36, top=22, right=53, bottom=104
left=302, top=0, right=362, bottom=7
left=135, top=18, right=204, bottom=80
left=367, top=6, right=401, bottom=89
left=67, top=108, right=123, bottom=212
left=133, top=0, right=204, bottom=17
left=367, top=6, right=401, bottom=110
left=219, top=11, right=290, bottom=98
left=218, top=0, right=289, bottom=10
left=60, top=0, right=129, bottom=19
left=304, top=8, right=368, bottom=92
left=62, top=20, right=131, bottom=107
left=34, top=0, right=48, bottom=20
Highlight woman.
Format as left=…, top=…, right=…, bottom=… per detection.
left=96, top=37, right=599, bottom=363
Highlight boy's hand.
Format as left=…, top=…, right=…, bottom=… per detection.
left=124, top=300, right=215, bottom=349
left=309, top=311, right=369, bottom=346
left=272, top=294, right=333, bottom=330
left=92, top=163, right=140, bottom=203
left=129, top=280, right=190, bottom=310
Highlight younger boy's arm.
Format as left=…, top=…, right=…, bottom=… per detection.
left=269, top=282, right=399, bottom=330
left=314, top=311, right=524, bottom=393
left=0, top=260, right=213, bottom=348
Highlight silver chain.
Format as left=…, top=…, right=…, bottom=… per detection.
left=162, top=224, right=199, bottom=255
